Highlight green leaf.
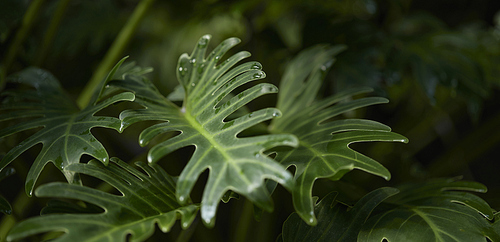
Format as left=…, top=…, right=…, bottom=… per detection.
left=270, top=45, right=408, bottom=225
left=6, top=158, right=199, bottom=242
left=358, top=178, right=499, bottom=242
left=115, top=35, right=298, bottom=227
left=0, top=166, right=15, bottom=215
left=280, top=187, right=399, bottom=242
left=0, top=67, right=135, bottom=195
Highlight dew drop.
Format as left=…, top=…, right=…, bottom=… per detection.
left=248, top=112, right=254, bottom=117
left=191, top=83, right=196, bottom=87
left=253, top=72, right=263, bottom=79
left=320, top=65, right=327, bottom=71
left=105, top=84, right=110, bottom=88
left=272, top=111, right=281, bottom=117
left=189, top=58, right=196, bottom=64
left=198, top=36, right=209, bottom=47
left=251, top=63, right=262, bottom=70
left=179, top=195, right=186, bottom=202
left=102, top=157, right=108, bottom=164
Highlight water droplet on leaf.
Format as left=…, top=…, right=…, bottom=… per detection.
left=251, top=63, right=262, bottom=70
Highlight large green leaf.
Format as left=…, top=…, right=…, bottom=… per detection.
left=0, top=166, right=15, bottom=215
left=0, top=67, right=135, bottom=195
left=269, top=45, right=408, bottom=225
left=280, top=187, right=399, bottom=242
left=358, top=178, right=499, bottom=241
left=6, top=158, right=198, bottom=242
left=114, top=35, right=298, bottom=226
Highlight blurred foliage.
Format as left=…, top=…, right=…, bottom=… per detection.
left=1, top=0, right=500, bottom=241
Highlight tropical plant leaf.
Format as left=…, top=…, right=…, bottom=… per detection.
left=114, top=35, right=298, bottom=226
left=269, top=45, right=408, bottom=225
left=6, top=158, right=199, bottom=242
left=358, top=178, right=499, bottom=241
left=0, top=66, right=135, bottom=195
left=280, top=187, right=399, bottom=242
left=0, top=166, right=15, bottom=215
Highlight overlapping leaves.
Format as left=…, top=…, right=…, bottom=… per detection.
left=359, top=178, right=499, bottom=241
left=0, top=68, right=134, bottom=195
left=280, top=178, right=498, bottom=241
left=269, top=45, right=408, bottom=225
left=280, top=187, right=399, bottom=242
left=6, top=158, right=198, bottom=242
left=113, top=35, right=298, bottom=226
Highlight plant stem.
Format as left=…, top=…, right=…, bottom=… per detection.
left=0, top=0, right=46, bottom=91
left=175, top=216, right=199, bottom=242
left=34, top=0, right=72, bottom=67
left=233, top=199, right=255, bottom=242
left=0, top=191, right=33, bottom=240
left=76, top=0, right=155, bottom=109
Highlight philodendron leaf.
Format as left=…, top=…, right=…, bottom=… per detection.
left=0, top=166, right=15, bottom=215
left=0, top=66, right=134, bottom=195
left=6, top=158, right=198, bottom=242
left=280, top=187, right=399, bottom=242
left=115, top=35, right=298, bottom=227
left=358, top=178, right=499, bottom=241
left=269, top=45, right=408, bottom=225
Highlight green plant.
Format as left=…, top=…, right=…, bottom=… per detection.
left=1, top=33, right=499, bottom=242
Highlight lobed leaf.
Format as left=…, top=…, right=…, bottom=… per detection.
left=358, top=178, right=499, bottom=241
left=269, top=45, right=408, bottom=225
left=0, top=67, right=135, bottom=195
left=6, top=158, right=198, bottom=242
left=115, top=35, right=298, bottom=227
left=280, top=187, right=399, bottom=242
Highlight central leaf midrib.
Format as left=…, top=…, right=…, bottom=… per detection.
left=182, top=107, right=253, bottom=188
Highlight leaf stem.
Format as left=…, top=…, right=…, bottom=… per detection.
left=0, top=0, right=46, bottom=91
left=34, top=0, right=72, bottom=67
left=76, top=0, right=155, bottom=109
left=233, top=199, right=255, bottom=242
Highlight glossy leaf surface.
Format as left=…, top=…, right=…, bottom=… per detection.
left=270, top=45, right=408, bottom=225
left=0, top=68, right=134, bottom=195
left=115, top=35, right=298, bottom=226
left=7, top=158, right=198, bottom=242
left=280, top=187, right=398, bottom=242
left=359, top=178, right=499, bottom=241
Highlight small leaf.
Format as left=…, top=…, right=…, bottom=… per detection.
left=281, top=187, right=398, bottom=242
left=115, top=35, right=298, bottom=227
left=6, top=158, right=199, bottom=242
left=358, top=178, right=499, bottom=242
left=0, top=67, right=135, bottom=195
left=270, top=45, right=408, bottom=225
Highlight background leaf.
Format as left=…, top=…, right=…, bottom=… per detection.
left=358, top=178, right=499, bottom=241
left=270, top=45, right=408, bottom=225
left=6, top=158, right=198, bottom=242
left=0, top=67, right=134, bottom=195
left=115, top=35, right=298, bottom=227
left=280, top=187, right=398, bottom=242
left=0, top=166, right=15, bottom=215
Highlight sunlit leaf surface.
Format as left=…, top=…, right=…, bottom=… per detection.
left=115, top=35, right=298, bottom=226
